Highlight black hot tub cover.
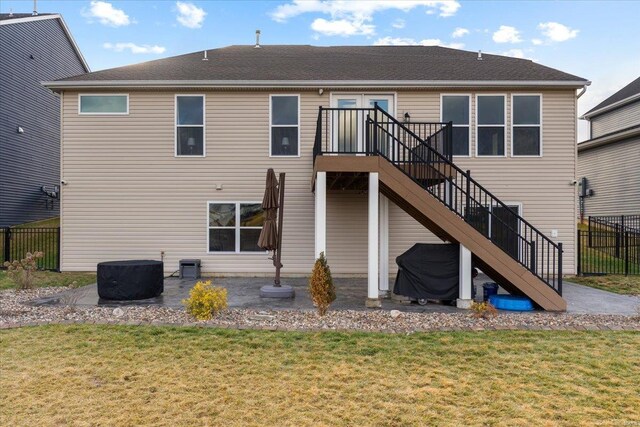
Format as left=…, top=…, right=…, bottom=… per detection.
left=393, top=243, right=459, bottom=301
left=97, top=260, right=164, bottom=300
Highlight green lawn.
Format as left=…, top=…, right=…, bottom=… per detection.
left=0, top=270, right=95, bottom=290
left=1, top=326, right=639, bottom=426
left=568, top=275, right=640, bottom=295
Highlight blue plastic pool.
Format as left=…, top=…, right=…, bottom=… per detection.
left=489, top=295, right=534, bottom=311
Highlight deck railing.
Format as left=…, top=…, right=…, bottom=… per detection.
left=314, top=105, right=563, bottom=295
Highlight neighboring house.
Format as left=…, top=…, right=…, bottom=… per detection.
left=44, top=45, right=589, bottom=310
left=578, top=76, right=640, bottom=219
left=0, top=13, right=89, bottom=227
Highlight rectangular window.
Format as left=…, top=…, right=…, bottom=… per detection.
left=512, top=95, right=542, bottom=156
left=208, top=202, right=264, bottom=253
left=79, top=94, right=128, bottom=114
left=465, top=203, right=521, bottom=259
left=477, top=95, right=506, bottom=156
left=270, top=95, right=299, bottom=156
left=441, top=95, right=470, bottom=156
left=176, top=95, right=205, bottom=157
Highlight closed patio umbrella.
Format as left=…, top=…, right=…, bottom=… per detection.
left=258, top=169, right=279, bottom=251
left=258, top=168, right=294, bottom=298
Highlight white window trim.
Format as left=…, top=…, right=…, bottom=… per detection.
left=440, top=93, right=471, bottom=158
left=475, top=94, right=507, bottom=158
left=511, top=93, right=543, bottom=158
left=269, top=94, right=301, bottom=158
left=206, top=201, right=266, bottom=254
left=175, top=94, right=206, bottom=158
left=78, top=93, right=129, bottom=115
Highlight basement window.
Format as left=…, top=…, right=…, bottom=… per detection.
left=441, top=95, right=470, bottom=156
left=208, top=202, right=264, bottom=253
left=176, top=95, right=205, bottom=157
left=79, top=94, right=128, bottom=114
left=476, top=95, right=506, bottom=156
left=270, top=95, right=300, bottom=156
left=512, top=95, right=542, bottom=156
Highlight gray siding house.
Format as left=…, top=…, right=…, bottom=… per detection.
left=578, top=77, right=640, bottom=218
left=0, top=13, right=89, bottom=227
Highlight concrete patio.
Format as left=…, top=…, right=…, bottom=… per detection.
left=31, top=274, right=640, bottom=315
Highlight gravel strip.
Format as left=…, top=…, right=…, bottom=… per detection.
left=1, top=287, right=639, bottom=333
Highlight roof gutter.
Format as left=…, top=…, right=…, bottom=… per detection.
left=577, top=124, right=640, bottom=152
left=580, top=92, right=640, bottom=120
left=42, top=79, right=591, bottom=91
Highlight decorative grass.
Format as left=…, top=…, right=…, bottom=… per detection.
left=1, top=326, right=639, bottom=426
left=0, top=271, right=95, bottom=290
left=568, top=275, right=640, bottom=295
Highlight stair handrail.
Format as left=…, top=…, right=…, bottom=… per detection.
left=369, top=105, right=563, bottom=294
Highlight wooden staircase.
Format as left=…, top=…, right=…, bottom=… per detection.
left=313, top=105, right=566, bottom=311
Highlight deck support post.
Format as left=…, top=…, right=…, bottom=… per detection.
left=379, top=194, right=389, bottom=297
left=457, top=244, right=473, bottom=309
left=314, top=172, right=327, bottom=260
left=367, top=172, right=381, bottom=307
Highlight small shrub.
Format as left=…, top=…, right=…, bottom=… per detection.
left=3, top=251, right=44, bottom=290
left=470, top=301, right=498, bottom=319
left=309, top=252, right=336, bottom=316
left=182, top=280, right=228, bottom=320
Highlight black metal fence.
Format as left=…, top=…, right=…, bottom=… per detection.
left=589, top=215, right=640, bottom=234
left=577, top=229, right=640, bottom=276
left=0, top=227, right=60, bottom=271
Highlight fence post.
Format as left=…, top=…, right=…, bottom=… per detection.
left=615, top=223, right=621, bottom=258
left=624, top=231, right=629, bottom=276
left=3, top=229, right=10, bottom=263
left=577, top=230, right=582, bottom=275
left=557, top=242, right=563, bottom=295
left=588, top=216, right=592, bottom=247
left=530, top=240, right=537, bottom=274
left=56, top=227, right=61, bottom=272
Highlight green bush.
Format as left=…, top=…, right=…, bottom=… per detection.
left=308, top=252, right=336, bottom=316
left=182, top=280, right=228, bottom=320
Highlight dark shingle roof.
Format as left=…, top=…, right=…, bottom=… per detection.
left=583, top=76, right=640, bottom=117
left=0, top=13, right=54, bottom=21
left=55, top=45, right=588, bottom=85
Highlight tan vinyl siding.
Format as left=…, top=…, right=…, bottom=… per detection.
left=578, top=136, right=640, bottom=217
left=591, top=100, right=640, bottom=138
left=61, top=88, right=577, bottom=276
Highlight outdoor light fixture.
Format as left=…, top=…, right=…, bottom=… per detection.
left=404, top=112, right=411, bottom=123
left=17, top=126, right=24, bottom=134
left=281, top=136, right=290, bottom=154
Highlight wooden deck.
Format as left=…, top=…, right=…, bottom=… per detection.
left=314, top=155, right=567, bottom=311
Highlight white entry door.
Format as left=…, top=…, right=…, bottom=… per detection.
left=331, top=94, right=394, bottom=153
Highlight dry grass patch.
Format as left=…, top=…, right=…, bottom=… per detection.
left=568, top=275, right=640, bottom=295
left=0, top=271, right=96, bottom=290
left=1, top=326, right=639, bottom=426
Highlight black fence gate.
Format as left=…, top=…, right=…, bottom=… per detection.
left=0, top=227, right=60, bottom=271
left=578, top=217, right=640, bottom=276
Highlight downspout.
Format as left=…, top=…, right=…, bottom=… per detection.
left=577, top=85, right=588, bottom=99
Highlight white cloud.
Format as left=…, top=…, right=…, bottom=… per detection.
left=176, top=1, right=206, bottom=29
left=392, top=18, right=405, bottom=29
left=103, top=42, right=166, bottom=54
left=82, top=1, right=131, bottom=27
left=271, top=1, right=460, bottom=38
left=452, top=27, right=469, bottom=38
left=374, top=36, right=464, bottom=49
left=502, top=49, right=525, bottom=59
left=271, top=1, right=461, bottom=22
left=311, top=18, right=374, bottom=36
left=538, top=22, right=578, bottom=42
left=532, top=38, right=543, bottom=45
left=492, top=25, right=522, bottom=43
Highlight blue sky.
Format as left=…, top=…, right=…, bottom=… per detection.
left=2, top=0, right=639, bottom=140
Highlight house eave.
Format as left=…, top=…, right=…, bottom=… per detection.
left=42, top=79, right=590, bottom=91
left=577, top=124, right=640, bottom=152
left=580, top=92, right=640, bottom=120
